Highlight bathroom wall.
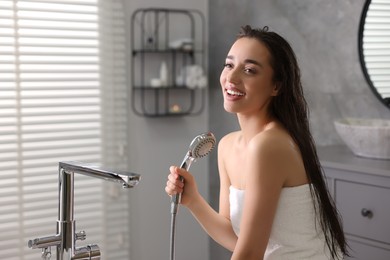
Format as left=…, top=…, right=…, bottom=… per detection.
left=208, top=0, right=390, bottom=258
left=124, top=1, right=209, bottom=260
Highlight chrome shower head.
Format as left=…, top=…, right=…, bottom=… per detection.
left=188, top=132, right=216, bottom=159
left=180, top=132, right=216, bottom=170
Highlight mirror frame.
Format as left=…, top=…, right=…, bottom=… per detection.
left=358, top=0, right=390, bottom=109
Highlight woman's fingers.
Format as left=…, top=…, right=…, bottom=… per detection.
left=166, top=178, right=183, bottom=191
left=165, top=172, right=184, bottom=195
left=165, top=185, right=179, bottom=196
left=168, top=172, right=184, bottom=186
left=165, top=166, right=197, bottom=206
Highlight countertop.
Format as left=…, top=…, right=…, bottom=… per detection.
left=317, top=145, right=390, bottom=177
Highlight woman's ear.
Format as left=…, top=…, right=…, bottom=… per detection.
left=271, top=82, right=281, bottom=96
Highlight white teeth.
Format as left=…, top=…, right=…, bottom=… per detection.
left=226, top=89, right=245, bottom=96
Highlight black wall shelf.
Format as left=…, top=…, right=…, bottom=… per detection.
left=130, top=8, right=206, bottom=117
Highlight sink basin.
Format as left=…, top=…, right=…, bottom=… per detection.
left=334, top=118, right=390, bottom=159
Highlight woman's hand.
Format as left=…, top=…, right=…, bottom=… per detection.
left=165, top=166, right=198, bottom=207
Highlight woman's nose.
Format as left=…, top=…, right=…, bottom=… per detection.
left=226, top=68, right=240, bottom=84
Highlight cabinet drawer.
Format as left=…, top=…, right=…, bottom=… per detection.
left=345, top=239, right=390, bottom=260
left=335, top=180, right=390, bottom=244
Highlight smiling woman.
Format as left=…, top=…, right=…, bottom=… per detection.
left=165, top=25, right=348, bottom=260
left=0, top=0, right=130, bottom=259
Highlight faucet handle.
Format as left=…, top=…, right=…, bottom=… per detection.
left=41, top=247, right=51, bottom=260
left=76, top=230, right=86, bottom=241
left=73, top=244, right=101, bottom=259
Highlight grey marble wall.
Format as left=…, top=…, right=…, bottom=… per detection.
left=207, top=0, right=390, bottom=258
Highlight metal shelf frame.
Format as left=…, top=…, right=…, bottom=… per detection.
left=130, top=8, right=206, bottom=117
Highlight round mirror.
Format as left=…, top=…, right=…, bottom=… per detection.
left=359, top=0, right=390, bottom=108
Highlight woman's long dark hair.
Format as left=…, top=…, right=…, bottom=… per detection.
left=237, top=25, right=348, bottom=258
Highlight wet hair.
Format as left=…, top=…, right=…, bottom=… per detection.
left=237, top=25, right=348, bottom=258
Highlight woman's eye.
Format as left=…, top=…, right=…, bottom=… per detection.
left=244, top=67, right=256, bottom=74
left=223, top=63, right=233, bottom=69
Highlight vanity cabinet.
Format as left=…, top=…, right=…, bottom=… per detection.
left=130, top=8, right=206, bottom=117
left=318, top=145, right=390, bottom=260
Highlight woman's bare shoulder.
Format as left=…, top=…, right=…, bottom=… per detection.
left=219, top=131, right=240, bottom=148
left=249, top=124, right=295, bottom=155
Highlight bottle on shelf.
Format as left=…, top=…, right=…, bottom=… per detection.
left=160, top=61, right=169, bottom=87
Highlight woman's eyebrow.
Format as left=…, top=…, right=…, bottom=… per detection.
left=244, top=58, right=263, bottom=68
left=226, top=55, right=234, bottom=61
left=226, top=55, right=263, bottom=68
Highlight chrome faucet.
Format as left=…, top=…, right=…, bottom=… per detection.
left=28, top=161, right=140, bottom=259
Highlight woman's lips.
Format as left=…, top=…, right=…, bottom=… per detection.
left=225, top=88, right=245, bottom=100
left=226, top=89, right=245, bottom=96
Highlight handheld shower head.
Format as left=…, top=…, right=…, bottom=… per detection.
left=172, top=132, right=216, bottom=213
left=169, top=132, right=216, bottom=260
left=181, top=132, right=216, bottom=168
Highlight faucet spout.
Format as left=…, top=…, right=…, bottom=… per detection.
left=59, top=161, right=141, bottom=188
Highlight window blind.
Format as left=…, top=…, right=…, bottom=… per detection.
left=0, top=0, right=130, bottom=259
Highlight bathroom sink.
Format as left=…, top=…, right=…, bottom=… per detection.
left=334, top=118, right=390, bottom=160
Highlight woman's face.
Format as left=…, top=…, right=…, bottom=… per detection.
left=220, top=37, right=278, bottom=115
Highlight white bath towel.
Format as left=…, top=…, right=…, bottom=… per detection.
left=229, top=184, right=336, bottom=259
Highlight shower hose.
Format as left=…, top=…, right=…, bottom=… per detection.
left=170, top=210, right=178, bottom=260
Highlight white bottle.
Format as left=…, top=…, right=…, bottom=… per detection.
left=160, top=61, right=168, bottom=87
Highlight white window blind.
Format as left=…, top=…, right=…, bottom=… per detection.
left=0, top=0, right=130, bottom=259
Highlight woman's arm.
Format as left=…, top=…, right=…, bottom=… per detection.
left=165, top=136, right=238, bottom=251
left=190, top=135, right=238, bottom=251
left=166, top=166, right=237, bottom=251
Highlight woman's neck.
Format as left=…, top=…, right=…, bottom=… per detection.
left=237, top=112, right=275, bottom=145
